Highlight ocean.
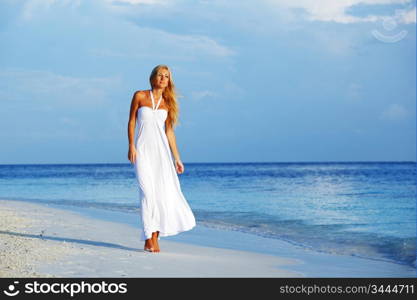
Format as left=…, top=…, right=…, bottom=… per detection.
left=0, top=162, right=415, bottom=268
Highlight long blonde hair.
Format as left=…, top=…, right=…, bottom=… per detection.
left=149, top=65, right=180, bottom=129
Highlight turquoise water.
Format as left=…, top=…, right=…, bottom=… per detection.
left=0, top=162, right=415, bottom=267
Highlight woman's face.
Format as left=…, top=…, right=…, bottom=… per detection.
left=154, top=69, right=170, bottom=89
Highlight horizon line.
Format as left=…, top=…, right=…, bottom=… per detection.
left=0, top=160, right=416, bottom=166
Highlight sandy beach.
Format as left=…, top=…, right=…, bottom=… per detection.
left=0, top=199, right=415, bottom=278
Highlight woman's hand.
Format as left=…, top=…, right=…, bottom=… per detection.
left=175, top=159, right=184, bottom=174
left=128, top=145, right=137, bottom=164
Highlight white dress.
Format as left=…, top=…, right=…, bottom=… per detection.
left=133, top=89, right=196, bottom=241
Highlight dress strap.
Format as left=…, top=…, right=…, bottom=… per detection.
left=150, top=90, right=162, bottom=111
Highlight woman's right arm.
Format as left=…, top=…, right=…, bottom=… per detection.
left=127, top=91, right=140, bottom=164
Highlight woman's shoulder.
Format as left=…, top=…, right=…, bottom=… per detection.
left=134, top=89, right=150, bottom=96
left=133, top=90, right=150, bottom=103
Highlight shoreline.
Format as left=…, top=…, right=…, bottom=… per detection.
left=0, top=199, right=415, bottom=277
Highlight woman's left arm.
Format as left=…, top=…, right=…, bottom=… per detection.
left=165, top=120, right=184, bottom=173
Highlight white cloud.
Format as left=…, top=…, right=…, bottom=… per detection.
left=89, top=27, right=235, bottom=59
left=21, top=0, right=55, bottom=21
left=190, top=90, right=218, bottom=101
left=98, top=2, right=235, bottom=58
left=0, top=68, right=121, bottom=107
left=174, top=33, right=235, bottom=57
left=311, top=29, right=358, bottom=56
left=20, top=0, right=81, bottom=21
left=399, top=6, right=416, bottom=23
left=264, top=0, right=416, bottom=24
left=102, top=0, right=172, bottom=14
left=380, top=103, right=410, bottom=120
left=16, top=0, right=416, bottom=26
left=105, top=0, right=168, bottom=4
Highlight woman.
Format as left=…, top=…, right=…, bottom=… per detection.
left=127, top=65, right=196, bottom=253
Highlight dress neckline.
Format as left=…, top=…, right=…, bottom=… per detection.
left=150, top=90, right=163, bottom=111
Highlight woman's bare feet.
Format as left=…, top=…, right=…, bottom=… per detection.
left=144, top=238, right=154, bottom=252
left=152, top=231, right=160, bottom=252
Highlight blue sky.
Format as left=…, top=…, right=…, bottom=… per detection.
left=0, top=0, right=415, bottom=164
